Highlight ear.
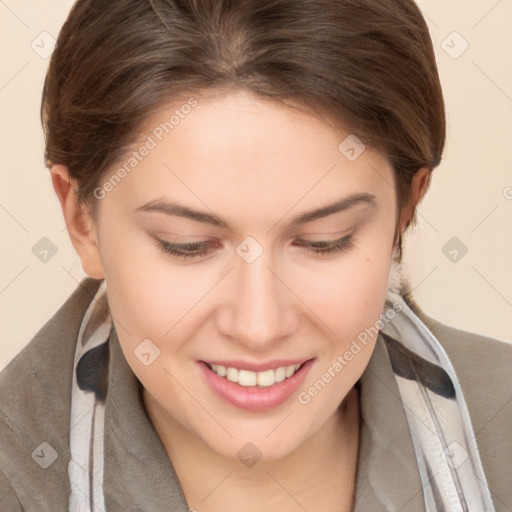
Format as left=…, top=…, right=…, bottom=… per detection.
left=50, top=164, right=105, bottom=279
left=393, top=167, right=431, bottom=254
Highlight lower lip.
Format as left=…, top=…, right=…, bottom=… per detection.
left=197, top=359, right=315, bottom=412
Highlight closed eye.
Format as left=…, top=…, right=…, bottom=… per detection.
left=153, top=234, right=355, bottom=262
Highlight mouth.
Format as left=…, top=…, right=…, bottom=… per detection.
left=197, top=358, right=315, bottom=412
left=203, top=360, right=310, bottom=388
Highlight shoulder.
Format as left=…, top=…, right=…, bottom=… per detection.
left=408, top=298, right=512, bottom=426
left=0, top=469, right=23, bottom=511
left=0, top=277, right=102, bottom=509
left=407, top=297, right=512, bottom=510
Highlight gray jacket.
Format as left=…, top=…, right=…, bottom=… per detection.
left=0, top=277, right=511, bottom=511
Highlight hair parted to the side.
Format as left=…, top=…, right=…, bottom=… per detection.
left=41, top=0, right=445, bottom=264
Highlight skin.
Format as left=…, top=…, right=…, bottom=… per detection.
left=51, top=89, right=429, bottom=511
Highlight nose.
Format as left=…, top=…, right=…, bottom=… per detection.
left=216, top=245, right=299, bottom=350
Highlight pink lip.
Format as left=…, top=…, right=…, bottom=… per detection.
left=200, top=358, right=310, bottom=372
left=197, top=359, right=315, bottom=412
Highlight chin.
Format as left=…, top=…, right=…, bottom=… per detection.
left=203, top=427, right=303, bottom=464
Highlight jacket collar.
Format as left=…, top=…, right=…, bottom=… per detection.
left=354, top=332, right=426, bottom=511
left=102, top=320, right=431, bottom=511
left=102, top=325, right=190, bottom=511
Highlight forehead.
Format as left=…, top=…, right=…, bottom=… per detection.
left=142, top=89, right=347, bottom=150
left=103, top=90, right=396, bottom=225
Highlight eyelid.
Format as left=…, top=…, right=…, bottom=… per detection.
left=152, top=225, right=358, bottom=250
left=154, top=237, right=219, bottom=252
left=294, top=228, right=353, bottom=239
left=155, top=232, right=353, bottom=249
left=153, top=231, right=356, bottom=262
left=294, top=234, right=349, bottom=246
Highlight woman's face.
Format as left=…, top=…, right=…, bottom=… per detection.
left=92, top=89, right=399, bottom=461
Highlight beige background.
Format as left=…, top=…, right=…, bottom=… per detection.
left=1, top=0, right=511, bottom=370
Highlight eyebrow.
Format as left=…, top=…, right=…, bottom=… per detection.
left=135, top=192, right=377, bottom=229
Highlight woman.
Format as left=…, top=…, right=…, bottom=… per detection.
left=0, top=0, right=510, bottom=511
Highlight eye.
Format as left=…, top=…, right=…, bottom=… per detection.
left=293, top=234, right=355, bottom=256
left=154, top=239, right=218, bottom=261
left=154, top=234, right=355, bottom=261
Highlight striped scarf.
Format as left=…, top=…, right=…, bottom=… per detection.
left=67, top=280, right=495, bottom=511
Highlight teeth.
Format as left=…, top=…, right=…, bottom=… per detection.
left=208, top=363, right=302, bottom=387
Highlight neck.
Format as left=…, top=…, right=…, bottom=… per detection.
left=143, top=386, right=361, bottom=512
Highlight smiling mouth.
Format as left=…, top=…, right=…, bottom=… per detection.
left=198, top=358, right=315, bottom=411
left=203, top=360, right=310, bottom=388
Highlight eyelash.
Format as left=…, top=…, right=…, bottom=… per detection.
left=154, top=234, right=355, bottom=261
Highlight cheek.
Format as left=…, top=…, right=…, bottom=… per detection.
left=98, top=220, right=212, bottom=358
left=293, top=243, right=392, bottom=344
left=96, top=216, right=162, bottom=330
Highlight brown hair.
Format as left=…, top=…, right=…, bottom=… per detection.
left=41, top=0, right=445, bottom=263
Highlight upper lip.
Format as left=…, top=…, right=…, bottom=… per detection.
left=201, top=358, right=314, bottom=372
